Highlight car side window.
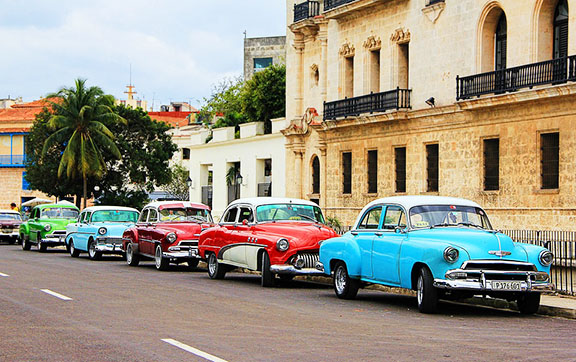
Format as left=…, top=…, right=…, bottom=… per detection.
left=383, top=206, right=406, bottom=230
left=238, top=207, right=254, bottom=223
left=31, top=208, right=38, bottom=219
left=138, top=209, right=149, bottom=223
left=223, top=207, right=238, bottom=223
left=85, top=212, right=92, bottom=223
left=148, top=209, right=159, bottom=223
left=78, top=212, right=84, bottom=223
left=357, top=206, right=382, bottom=230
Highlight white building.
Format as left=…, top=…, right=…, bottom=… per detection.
left=184, top=119, right=287, bottom=220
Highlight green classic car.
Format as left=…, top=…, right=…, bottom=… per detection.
left=20, top=204, right=80, bottom=252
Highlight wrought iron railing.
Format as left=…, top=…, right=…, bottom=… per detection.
left=502, top=230, right=575, bottom=296
left=294, top=1, right=320, bottom=22
left=323, top=88, right=411, bottom=120
left=258, top=182, right=272, bottom=197
left=324, top=0, right=356, bottom=11
left=427, top=0, right=445, bottom=5
left=457, top=55, right=576, bottom=100
left=201, top=186, right=213, bottom=209
left=0, top=154, right=25, bottom=166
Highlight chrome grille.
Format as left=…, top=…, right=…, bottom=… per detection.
left=52, top=230, right=66, bottom=235
left=462, top=260, right=536, bottom=272
left=293, top=252, right=319, bottom=269
left=178, top=240, right=198, bottom=247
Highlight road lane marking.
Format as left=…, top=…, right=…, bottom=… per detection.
left=0, top=272, right=9, bottom=277
left=161, top=339, right=228, bottom=362
left=40, top=289, right=73, bottom=301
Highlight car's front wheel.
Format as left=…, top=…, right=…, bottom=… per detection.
left=154, top=244, right=169, bottom=271
left=88, top=239, right=102, bottom=261
left=69, top=239, right=80, bottom=258
left=207, top=253, right=226, bottom=279
left=261, top=251, right=276, bottom=287
left=417, top=267, right=438, bottom=314
left=333, top=261, right=360, bottom=300
left=126, top=243, right=139, bottom=266
left=37, top=235, right=47, bottom=253
left=21, top=234, right=30, bottom=251
left=517, top=293, right=541, bottom=315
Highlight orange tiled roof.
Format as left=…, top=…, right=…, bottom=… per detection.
left=0, top=98, right=55, bottom=130
left=149, top=111, right=195, bottom=128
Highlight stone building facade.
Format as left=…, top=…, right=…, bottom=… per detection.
left=284, top=0, right=576, bottom=230
left=244, top=36, right=287, bottom=80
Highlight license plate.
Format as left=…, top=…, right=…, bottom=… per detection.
left=492, top=281, right=522, bottom=291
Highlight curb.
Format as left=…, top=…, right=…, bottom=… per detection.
left=298, top=275, right=576, bottom=319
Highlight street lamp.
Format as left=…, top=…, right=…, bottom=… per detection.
left=236, top=173, right=243, bottom=186
left=186, top=176, right=193, bottom=188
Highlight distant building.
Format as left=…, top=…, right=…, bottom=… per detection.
left=0, top=99, right=53, bottom=207
left=244, top=36, right=286, bottom=80
left=0, top=97, right=23, bottom=109
left=116, top=84, right=148, bottom=110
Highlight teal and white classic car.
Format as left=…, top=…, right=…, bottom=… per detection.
left=65, top=206, right=139, bottom=260
left=317, top=196, right=554, bottom=314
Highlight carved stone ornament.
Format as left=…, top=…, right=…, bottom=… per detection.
left=363, top=35, right=381, bottom=51
left=339, top=42, right=355, bottom=57
left=390, top=28, right=411, bottom=44
left=422, top=1, right=445, bottom=24
left=285, top=107, right=319, bottom=135
left=310, top=63, right=319, bottom=73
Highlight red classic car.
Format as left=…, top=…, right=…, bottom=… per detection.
left=0, top=210, right=22, bottom=244
left=198, top=197, right=338, bottom=287
left=122, top=201, right=213, bottom=270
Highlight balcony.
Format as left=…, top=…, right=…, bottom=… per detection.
left=457, top=55, right=576, bottom=100
left=294, top=1, right=320, bottom=23
left=0, top=154, right=25, bottom=167
left=324, top=88, right=412, bottom=120
left=324, top=0, right=356, bottom=11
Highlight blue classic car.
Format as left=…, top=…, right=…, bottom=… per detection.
left=318, top=196, right=554, bottom=314
left=66, top=206, right=139, bottom=260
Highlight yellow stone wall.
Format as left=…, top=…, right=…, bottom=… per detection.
left=0, top=167, right=52, bottom=209
left=285, top=0, right=576, bottom=230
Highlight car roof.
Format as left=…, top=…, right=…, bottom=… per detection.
left=143, top=201, right=210, bottom=211
left=81, top=206, right=139, bottom=213
left=0, top=209, right=20, bottom=214
left=227, top=197, right=319, bottom=208
left=36, top=203, right=79, bottom=210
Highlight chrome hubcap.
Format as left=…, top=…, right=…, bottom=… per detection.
left=417, top=276, right=423, bottom=305
left=70, top=242, right=74, bottom=254
left=155, top=247, right=162, bottom=268
left=208, top=255, right=216, bottom=275
left=89, top=243, right=95, bottom=257
left=127, top=245, right=132, bottom=263
left=335, top=266, right=346, bottom=294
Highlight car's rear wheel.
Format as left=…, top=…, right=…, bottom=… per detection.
left=261, top=252, right=276, bottom=287
left=69, top=239, right=80, bottom=258
left=21, top=234, right=30, bottom=251
left=517, top=293, right=541, bottom=315
left=37, top=235, right=47, bottom=253
left=126, top=243, right=139, bottom=266
left=186, top=258, right=199, bottom=270
left=88, top=239, right=102, bottom=261
left=417, top=267, right=438, bottom=314
left=207, top=253, right=226, bottom=279
left=333, top=261, right=360, bottom=300
left=154, top=244, right=169, bottom=271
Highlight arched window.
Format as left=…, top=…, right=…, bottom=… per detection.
left=554, top=0, right=569, bottom=59
left=495, top=14, right=507, bottom=70
left=312, top=156, right=320, bottom=194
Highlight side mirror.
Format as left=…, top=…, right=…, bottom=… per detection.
left=395, top=226, right=406, bottom=234
left=242, top=219, right=249, bottom=226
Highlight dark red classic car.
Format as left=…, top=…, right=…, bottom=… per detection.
left=198, top=197, right=338, bottom=287
left=122, top=201, right=213, bottom=270
left=0, top=210, right=22, bottom=244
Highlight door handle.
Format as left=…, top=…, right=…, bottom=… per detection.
left=375, top=232, right=383, bottom=236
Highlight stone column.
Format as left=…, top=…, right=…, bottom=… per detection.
left=293, top=149, right=304, bottom=199
left=319, top=143, right=327, bottom=209
left=293, top=33, right=305, bottom=118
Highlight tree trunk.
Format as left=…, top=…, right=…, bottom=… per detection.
left=83, top=174, right=87, bottom=210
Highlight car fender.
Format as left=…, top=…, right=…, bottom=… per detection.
left=319, top=234, right=362, bottom=277
left=122, top=227, right=139, bottom=252
left=19, top=222, right=30, bottom=236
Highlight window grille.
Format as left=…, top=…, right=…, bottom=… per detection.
left=426, top=144, right=439, bottom=192
left=541, top=133, right=559, bottom=189
left=342, top=152, right=352, bottom=194
left=395, top=147, right=406, bottom=193
left=484, top=138, right=500, bottom=191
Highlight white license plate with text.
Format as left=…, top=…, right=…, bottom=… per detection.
left=491, top=281, right=522, bottom=291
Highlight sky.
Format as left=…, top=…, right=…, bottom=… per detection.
left=0, top=0, right=286, bottom=110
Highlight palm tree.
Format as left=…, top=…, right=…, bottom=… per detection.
left=42, top=79, right=124, bottom=208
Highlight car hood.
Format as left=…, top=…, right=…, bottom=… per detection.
left=410, top=228, right=529, bottom=262
left=34, top=219, right=76, bottom=229
left=94, top=223, right=135, bottom=236
left=0, top=220, right=22, bottom=227
left=253, top=222, right=338, bottom=249
left=156, top=222, right=210, bottom=239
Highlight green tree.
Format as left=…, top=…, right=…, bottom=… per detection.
left=199, top=77, right=246, bottom=126
left=242, top=63, right=286, bottom=133
left=42, top=79, right=124, bottom=208
left=161, top=164, right=190, bottom=201
left=94, top=105, right=178, bottom=209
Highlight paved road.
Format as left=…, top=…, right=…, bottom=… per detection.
left=1, top=244, right=575, bottom=362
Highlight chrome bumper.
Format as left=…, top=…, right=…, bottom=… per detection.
left=269, top=264, right=325, bottom=275
left=434, top=269, right=555, bottom=292
left=163, top=248, right=200, bottom=259
left=95, top=243, right=124, bottom=253
left=41, top=234, right=66, bottom=245
left=0, top=231, right=19, bottom=237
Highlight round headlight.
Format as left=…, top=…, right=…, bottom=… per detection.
left=166, top=232, right=177, bottom=243
left=98, top=227, right=107, bottom=235
left=44, top=224, right=51, bottom=232
left=539, top=250, right=553, bottom=266
left=443, top=246, right=459, bottom=263
left=276, top=238, right=290, bottom=252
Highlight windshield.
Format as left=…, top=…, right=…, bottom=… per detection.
left=91, top=210, right=139, bottom=223
left=40, top=208, right=79, bottom=219
left=256, top=204, right=325, bottom=223
left=0, top=213, right=21, bottom=221
left=159, top=208, right=213, bottom=223
left=410, top=205, right=492, bottom=230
